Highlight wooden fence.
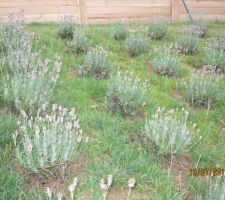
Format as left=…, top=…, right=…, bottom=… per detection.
left=0, top=0, right=225, bottom=23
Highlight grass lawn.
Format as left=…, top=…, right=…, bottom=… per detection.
left=0, top=21, right=225, bottom=199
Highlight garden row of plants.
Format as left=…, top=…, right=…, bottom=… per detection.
left=0, top=13, right=224, bottom=199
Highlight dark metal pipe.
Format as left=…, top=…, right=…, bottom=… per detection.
left=181, top=0, right=194, bottom=22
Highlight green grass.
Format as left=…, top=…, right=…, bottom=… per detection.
left=0, top=21, right=225, bottom=199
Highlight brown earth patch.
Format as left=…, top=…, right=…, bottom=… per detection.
left=68, top=68, right=79, bottom=77
left=17, top=155, right=88, bottom=194
left=162, top=154, right=193, bottom=190
left=127, top=114, right=144, bottom=122
left=147, top=61, right=154, bottom=74
left=171, top=89, right=183, bottom=101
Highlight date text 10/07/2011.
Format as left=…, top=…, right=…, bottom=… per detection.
left=190, top=168, right=224, bottom=177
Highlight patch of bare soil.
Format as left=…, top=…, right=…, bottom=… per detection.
left=19, top=155, right=88, bottom=193
left=108, top=189, right=127, bottom=200
left=171, top=89, right=183, bottom=101
left=162, top=154, right=193, bottom=190
left=147, top=61, right=154, bottom=74
left=68, top=68, right=79, bottom=77
left=127, top=114, right=144, bottom=122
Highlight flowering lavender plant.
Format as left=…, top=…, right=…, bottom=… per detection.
left=78, top=47, right=112, bottom=79
left=204, top=49, right=225, bottom=73
left=152, top=50, right=182, bottom=77
left=112, top=24, right=129, bottom=40
left=0, top=12, right=26, bottom=52
left=182, top=74, right=222, bottom=107
left=13, top=104, right=87, bottom=173
left=3, top=58, right=62, bottom=115
left=177, top=34, right=199, bottom=55
left=107, top=72, right=148, bottom=116
left=125, top=35, right=149, bottom=56
left=187, top=22, right=208, bottom=38
left=58, top=15, right=75, bottom=39
left=144, top=107, right=195, bottom=155
left=147, top=22, right=167, bottom=40
left=196, top=177, right=225, bottom=200
left=66, top=32, right=90, bottom=54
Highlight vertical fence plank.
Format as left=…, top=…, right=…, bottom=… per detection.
left=78, top=0, right=87, bottom=24
left=172, top=0, right=179, bottom=21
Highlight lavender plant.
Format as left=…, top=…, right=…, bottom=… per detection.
left=204, top=49, right=225, bottom=73
left=107, top=72, right=148, bottom=116
left=0, top=12, right=26, bottom=52
left=2, top=35, right=40, bottom=75
left=182, top=74, right=222, bottom=107
left=66, top=33, right=90, bottom=54
left=3, top=58, right=62, bottom=115
left=152, top=51, right=182, bottom=77
left=78, top=47, right=112, bottom=79
left=188, top=22, right=208, bottom=38
left=112, top=24, right=129, bottom=40
left=125, top=35, right=149, bottom=56
left=196, top=177, right=225, bottom=200
left=147, top=22, right=167, bottom=40
left=13, top=104, right=87, bottom=173
left=144, top=107, right=194, bottom=155
left=58, top=15, right=75, bottom=39
left=177, top=34, right=199, bottom=55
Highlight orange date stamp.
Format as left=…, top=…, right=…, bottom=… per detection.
left=190, top=168, right=224, bottom=177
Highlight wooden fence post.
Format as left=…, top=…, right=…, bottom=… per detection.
left=78, top=0, right=87, bottom=24
left=172, top=0, right=179, bottom=21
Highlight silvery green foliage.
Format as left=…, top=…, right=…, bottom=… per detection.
left=144, top=107, right=194, bottom=155
left=152, top=50, right=182, bottom=77
left=147, top=22, right=167, bottom=40
left=3, top=58, right=62, bottom=115
left=112, top=24, right=129, bottom=40
left=196, top=177, right=225, bottom=200
left=66, top=32, right=90, bottom=54
left=107, top=72, right=148, bottom=116
left=125, top=35, right=149, bottom=56
left=212, top=33, right=225, bottom=52
left=182, top=74, right=222, bottom=107
left=13, top=104, right=87, bottom=173
left=2, top=35, right=41, bottom=75
left=188, top=22, right=208, bottom=38
left=204, top=49, right=225, bottom=73
left=78, top=47, right=112, bottom=79
left=58, top=15, right=75, bottom=39
left=0, top=12, right=26, bottom=52
left=177, top=34, right=199, bottom=55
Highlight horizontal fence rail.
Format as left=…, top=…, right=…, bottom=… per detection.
left=0, top=0, right=225, bottom=23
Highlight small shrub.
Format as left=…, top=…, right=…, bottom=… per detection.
left=182, top=74, right=222, bottom=107
left=3, top=58, right=62, bottom=115
left=213, top=33, right=225, bottom=52
left=152, top=51, right=182, bottom=77
left=58, top=16, right=75, bottom=39
left=66, top=33, right=90, bottom=54
left=13, top=104, right=87, bottom=173
left=112, top=24, right=128, bottom=40
left=125, top=35, right=149, bottom=56
left=0, top=12, right=26, bottom=52
left=107, top=72, right=148, bottom=116
left=204, top=48, right=225, bottom=73
left=2, top=37, right=39, bottom=75
left=188, top=22, right=208, bottom=38
left=196, top=177, right=225, bottom=200
left=78, top=47, right=112, bottom=79
left=144, top=107, right=194, bottom=155
left=177, top=35, right=199, bottom=55
left=147, top=23, right=167, bottom=40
